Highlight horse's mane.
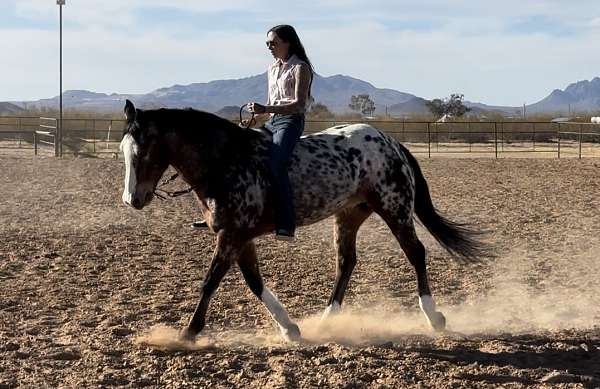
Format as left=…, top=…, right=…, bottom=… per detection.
left=143, top=107, right=262, bottom=141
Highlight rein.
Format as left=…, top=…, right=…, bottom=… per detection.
left=153, top=172, right=196, bottom=200
left=153, top=105, right=255, bottom=200
left=239, top=103, right=256, bottom=129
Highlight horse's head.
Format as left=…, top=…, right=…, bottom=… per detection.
left=120, top=100, right=169, bottom=209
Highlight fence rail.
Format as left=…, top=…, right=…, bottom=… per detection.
left=1, top=116, right=600, bottom=158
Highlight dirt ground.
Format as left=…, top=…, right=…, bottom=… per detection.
left=1, top=155, right=599, bottom=388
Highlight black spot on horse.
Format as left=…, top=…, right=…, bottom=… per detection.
left=364, top=135, right=372, bottom=142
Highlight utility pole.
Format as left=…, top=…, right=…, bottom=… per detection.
left=57, top=0, right=65, bottom=157
left=523, top=103, right=526, bottom=120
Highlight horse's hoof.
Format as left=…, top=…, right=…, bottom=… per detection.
left=282, top=323, right=302, bottom=342
left=320, top=302, right=341, bottom=323
left=429, top=311, right=446, bottom=332
left=179, top=327, right=197, bottom=342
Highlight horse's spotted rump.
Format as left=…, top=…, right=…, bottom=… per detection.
left=280, top=124, right=415, bottom=226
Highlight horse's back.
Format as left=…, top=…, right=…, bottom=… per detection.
left=290, top=123, right=414, bottom=225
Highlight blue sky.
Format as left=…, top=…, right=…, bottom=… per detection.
left=2, top=0, right=600, bottom=105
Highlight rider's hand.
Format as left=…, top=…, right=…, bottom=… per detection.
left=239, top=118, right=257, bottom=128
left=247, top=102, right=267, bottom=114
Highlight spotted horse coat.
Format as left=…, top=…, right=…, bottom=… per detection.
left=120, top=100, right=486, bottom=342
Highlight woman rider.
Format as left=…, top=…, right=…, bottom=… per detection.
left=246, top=24, right=314, bottom=241
left=194, top=25, right=314, bottom=241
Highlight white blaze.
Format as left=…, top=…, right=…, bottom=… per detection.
left=120, top=134, right=138, bottom=205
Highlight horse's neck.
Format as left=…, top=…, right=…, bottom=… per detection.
left=165, top=131, right=213, bottom=191
left=165, top=126, right=265, bottom=194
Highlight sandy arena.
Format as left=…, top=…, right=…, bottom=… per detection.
left=1, top=155, right=599, bottom=388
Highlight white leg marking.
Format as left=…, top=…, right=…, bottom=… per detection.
left=321, top=301, right=341, bottom=321
left=260, top=287, right=294, bottom=334
left=419, top=294, right=446, bottom=331
left=419, top=295, right=437, bottom=317
left=120, top=134, right=138, bottom=205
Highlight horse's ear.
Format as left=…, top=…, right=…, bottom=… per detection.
left=124, top=99, right=136, bottom=122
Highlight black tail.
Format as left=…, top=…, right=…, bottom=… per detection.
left=398, top=144, right=489, bottom=262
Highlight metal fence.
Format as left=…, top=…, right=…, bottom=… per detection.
left=1, top=116, right=600, bottom=158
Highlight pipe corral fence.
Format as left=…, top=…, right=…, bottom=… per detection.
left=1, top=116, right=600, bottom=158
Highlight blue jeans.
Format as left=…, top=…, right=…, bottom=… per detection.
left=263, top=114, right=305, bottom=232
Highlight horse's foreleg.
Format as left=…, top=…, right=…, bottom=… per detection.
left=322, top=204, right=372, bottom=322
left=237, top=241, right=301, bottom=342
left=180, top=232, right=237, bottom=341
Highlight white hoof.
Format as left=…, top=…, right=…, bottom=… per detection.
left=427, top=311, right=446, bottom=332
left=280, top=323, right=301, bottom=342
left=419, top=295, right=446, bottom=332
left=320, top=302, right=341, bottom=323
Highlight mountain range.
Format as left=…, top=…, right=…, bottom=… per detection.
left=3, top=74, right=600, bottom=116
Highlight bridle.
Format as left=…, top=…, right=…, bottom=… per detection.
left=154, top=104, right=255, bottom=200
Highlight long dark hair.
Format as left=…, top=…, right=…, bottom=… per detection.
left=268, top=24, right=314, bottom=98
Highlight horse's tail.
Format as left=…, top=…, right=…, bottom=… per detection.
left=398, top=144, right=489, bottom=262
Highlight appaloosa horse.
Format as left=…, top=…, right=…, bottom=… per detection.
left=120, top=100, right=486, bottom=342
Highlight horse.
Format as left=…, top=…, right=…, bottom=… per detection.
left=119, top=99, right=486, bottom=342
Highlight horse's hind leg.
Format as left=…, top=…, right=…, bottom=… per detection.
left=322, top=203, right=372, bottom=321
left=385, top=218, right=446, bottom=331
left=237, top=241, right=301, bottom=342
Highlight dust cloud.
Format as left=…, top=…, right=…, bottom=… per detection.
left=136, top=242, right=600, bottom=350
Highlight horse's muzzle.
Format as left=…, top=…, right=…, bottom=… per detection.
left=131, top=197, right=143, bottom=210
left=128, top=191, right=153, bottom=210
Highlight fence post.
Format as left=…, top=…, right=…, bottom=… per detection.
left=427, top=122, right=431, bottom=158
left=579, top=123, right=583, bottom=159
left=494, top=122, right=498, bottom=159
left=93, top=119, right=96, bottom=153
left=532, top=122, right=536, bottom=151
left=17, top=117, right=22, bottom=148
left=107, top=120, right=112, bottom=151
left=34, top=131, right=38, bottom=156
left=401, top=119, right=406, bottom=142
left=557, top=122, right=561, bottom=159
left=501, top=122, right=504, bottom=153
left=468, top=122, right=472, bottom=153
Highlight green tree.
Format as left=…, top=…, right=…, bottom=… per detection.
left=425, top=93, right=471, bottom=118
left=349, top=94, right=376, bottom=116
left=309, top=102, right=334, bottom=119
left=425, top=98, right=445, bottom=117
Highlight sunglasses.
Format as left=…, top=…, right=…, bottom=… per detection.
left=265, top=40, right=279, bottom=49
